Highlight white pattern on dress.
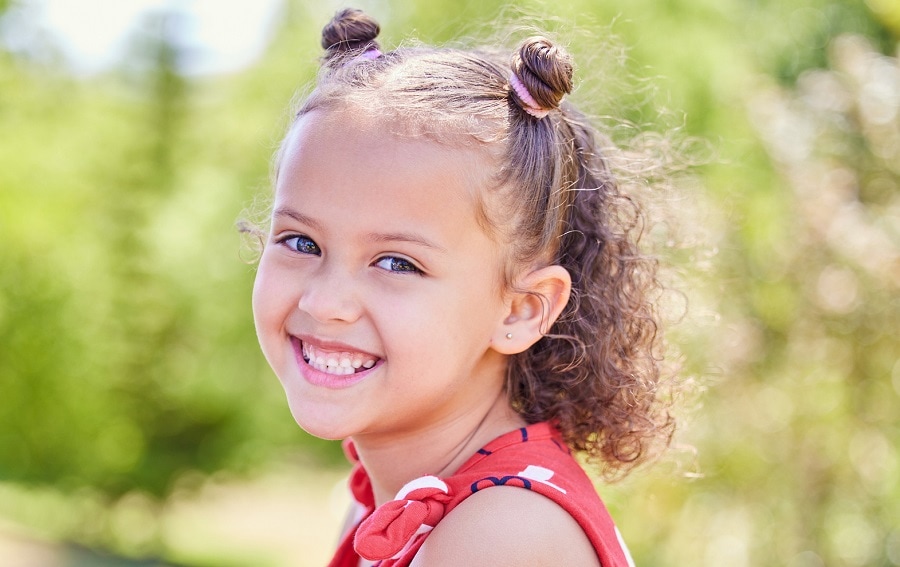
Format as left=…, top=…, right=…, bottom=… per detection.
left=517, top=465, right=567, bottom=494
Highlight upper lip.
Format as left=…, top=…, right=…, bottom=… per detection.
left=292, top=333, right=381, bottom=358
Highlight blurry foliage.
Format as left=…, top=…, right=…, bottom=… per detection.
left=0, top=0, right=898, bottom=565
left=0, top=4, right=343, bottom=500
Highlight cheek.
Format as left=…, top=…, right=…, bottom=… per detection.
left=394, top=276, right=502, bottom=345
left=252, top=257, right=289, bottom=330
left=456, top=262, right=506, bottom=314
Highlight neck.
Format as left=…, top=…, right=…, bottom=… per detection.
left=351, top=389, right=525, bottom=507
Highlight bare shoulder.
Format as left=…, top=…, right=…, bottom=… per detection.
left=410, top=486, right=600, bottom=567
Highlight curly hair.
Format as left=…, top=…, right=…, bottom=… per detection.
left=278, top=8, right=676, bottom=479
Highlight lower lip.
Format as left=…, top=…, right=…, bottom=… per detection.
left=291, top=338, right=378, bottom=390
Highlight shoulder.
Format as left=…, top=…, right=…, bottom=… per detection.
left=410, top=485, right=600, bottom=567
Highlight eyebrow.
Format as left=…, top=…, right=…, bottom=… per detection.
left=368, top=231, right=447, bottom=253
left=273, top=207, right=324, bottom=233
left=273, top=206, right=447, bottom=253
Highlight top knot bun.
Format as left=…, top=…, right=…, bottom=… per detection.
left=510, top=37, right=574, bottom=112
left=321, top=8, right=381, bottom=56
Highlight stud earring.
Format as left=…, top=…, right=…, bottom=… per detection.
left=506, top=333, right=513, bottom=340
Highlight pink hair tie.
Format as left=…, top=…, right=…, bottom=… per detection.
left=361, top=47, right=382, bottom=60
left=509, top=73, right=550, bottom=119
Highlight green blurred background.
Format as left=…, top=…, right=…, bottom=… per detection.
left=1, top=0, right=898, bottom=565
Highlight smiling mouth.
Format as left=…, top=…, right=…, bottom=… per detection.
left=301, top=341, right=379, bottom=376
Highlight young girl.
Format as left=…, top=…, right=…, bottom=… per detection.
left=252, top=8, right=673, bottom=566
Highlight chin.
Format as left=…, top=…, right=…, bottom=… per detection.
left=285, top=398, right=356, bottom=441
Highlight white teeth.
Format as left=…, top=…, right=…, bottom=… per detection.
left=302, top=342, right=378, bottom=376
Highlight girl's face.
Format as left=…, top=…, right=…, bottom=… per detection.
left=252, top=109, right=514, bottom=443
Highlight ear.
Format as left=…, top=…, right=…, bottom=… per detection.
left=491, top=265, right=572, bottom=355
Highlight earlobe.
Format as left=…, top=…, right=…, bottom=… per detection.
left=492, top=265, right=572, bottom=355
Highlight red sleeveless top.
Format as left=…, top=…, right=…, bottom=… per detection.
left=327, top=422, right=635, bottom=566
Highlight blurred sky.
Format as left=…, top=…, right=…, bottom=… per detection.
left=1, top=0, right=285, bottom=75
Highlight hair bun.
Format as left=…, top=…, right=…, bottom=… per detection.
left=321, top=8, right=381, bottom=55
left=510, top=37, right=574, bottom=113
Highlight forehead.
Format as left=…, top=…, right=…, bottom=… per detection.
left=275, top=109, right=498, bottom=239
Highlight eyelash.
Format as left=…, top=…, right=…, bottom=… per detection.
left=276, top=234, right=424, bottom=276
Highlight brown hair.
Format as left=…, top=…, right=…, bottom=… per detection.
left=320, top=8, right=380, bottom=64
left=281, top=9, right=675, bottom=479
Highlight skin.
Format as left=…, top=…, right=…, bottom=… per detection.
left=412, top=486, right=600, bottom=567
left=252, top=108, right=593, bottom=565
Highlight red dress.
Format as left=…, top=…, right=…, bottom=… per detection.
left=327, top=422, right=635, bottom=566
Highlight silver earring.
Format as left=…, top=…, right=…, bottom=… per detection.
left=506, top=333, right=513, bottom=340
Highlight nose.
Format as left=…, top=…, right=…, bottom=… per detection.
left=296, top=263, right=362, bottom=324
